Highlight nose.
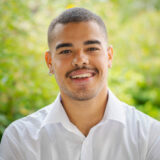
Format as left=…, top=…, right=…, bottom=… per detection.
left=72, top=50, right=89, bottom=67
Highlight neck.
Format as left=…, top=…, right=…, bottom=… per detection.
left=60, top=87, right=108, bottom=136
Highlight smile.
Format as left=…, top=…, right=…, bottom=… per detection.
left=70, top=73, right=93, bottom=79
left=68, top=69, right=97, bottom=80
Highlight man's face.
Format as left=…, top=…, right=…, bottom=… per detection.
left=47, top=21, right=113, bottom=101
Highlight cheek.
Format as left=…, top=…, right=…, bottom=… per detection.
left=94, top=55, right=108, bottom=69
left=53, top=60, right=62, bottom=69
left=53, top=58, right=71, bottom=75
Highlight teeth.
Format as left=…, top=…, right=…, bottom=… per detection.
left=71, top=73, right=92, bottom=79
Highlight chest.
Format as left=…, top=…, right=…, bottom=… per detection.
left=23, top=123, right=145, bottom=160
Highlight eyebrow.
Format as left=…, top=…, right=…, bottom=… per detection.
left=84, top=40, right=101, bottom=45
left=55, top=40, right=101, bottom=50
left=56, top=43, right=73, bottom=50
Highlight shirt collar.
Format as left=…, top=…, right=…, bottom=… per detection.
left=41, top=93, right=71, bottom=127
left=41, top=89, right=126, bottom=129
left=101, top=89, right=126, bottom=126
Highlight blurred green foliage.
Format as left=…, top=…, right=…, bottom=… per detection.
left=0, top=0, right=160, bottom=140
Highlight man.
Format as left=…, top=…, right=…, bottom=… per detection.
left=0, top=7, right=160, bottom=160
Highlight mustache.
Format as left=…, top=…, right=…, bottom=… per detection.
left=66, top=66, right=98, bottom=78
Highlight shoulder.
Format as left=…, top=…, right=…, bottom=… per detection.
left=123, top=102, right=160, bottom=128
left=0, top=102, right=55, bottom=159
left=122, top=102, right=160, bottom=159
left=3, top=102, right=54, bottom=139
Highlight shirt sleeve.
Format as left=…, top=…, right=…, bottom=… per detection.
left=0, top=125, right=25, bottom=160
left=146, top=120, right=160, bottom=160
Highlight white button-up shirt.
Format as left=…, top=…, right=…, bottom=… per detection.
left=0, top=90, right=160, bottom=160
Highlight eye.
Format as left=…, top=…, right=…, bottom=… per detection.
left=59, top=50, right=72, bottom=54
left=87, top=47, right=99, bottom=52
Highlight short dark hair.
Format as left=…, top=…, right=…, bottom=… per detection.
left=48, top=7, right=108, bottom=46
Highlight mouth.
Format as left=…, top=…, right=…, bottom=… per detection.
left=67, top=68, right=98, bottom=83
left=69, top=72, right=96, bottom=79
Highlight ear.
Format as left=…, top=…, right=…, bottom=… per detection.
left=107, top=45, right=113, bottom=68
left=45, top=51, right=54, bottom=74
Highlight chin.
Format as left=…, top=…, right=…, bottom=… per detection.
left=68, top=91, right=98, bottom=101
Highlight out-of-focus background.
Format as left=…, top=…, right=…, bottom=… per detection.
left=0, top=0, right=160, bottom=140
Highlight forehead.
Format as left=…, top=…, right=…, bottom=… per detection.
left=50, top=21, right=106, bottom=48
